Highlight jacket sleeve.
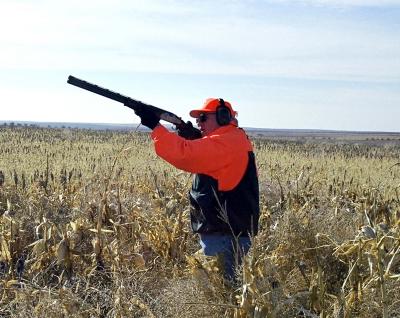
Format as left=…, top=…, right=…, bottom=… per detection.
left=150, top=125, right=234, bottom=174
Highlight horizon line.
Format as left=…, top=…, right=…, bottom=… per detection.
left=1, top=120, right=400, bottom=135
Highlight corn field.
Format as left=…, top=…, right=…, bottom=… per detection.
left=0, top=126, right=399, bottom=318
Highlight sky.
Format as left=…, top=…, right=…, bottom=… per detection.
left=0, top=0, right=399, bottom=132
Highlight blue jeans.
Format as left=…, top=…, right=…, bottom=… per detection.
left=199, top=233, right=251, bottom=281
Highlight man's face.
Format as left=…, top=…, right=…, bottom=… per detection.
left=196, top=112, right=220, bottom=136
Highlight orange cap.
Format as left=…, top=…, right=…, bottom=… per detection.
left=189, top=98, right=237, bottom=118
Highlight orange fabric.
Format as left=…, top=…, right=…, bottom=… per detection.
left=151, top=124, right=253, bottom=191
left=189, top=98, right=237, bottom=118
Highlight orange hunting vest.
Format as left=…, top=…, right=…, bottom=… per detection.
left=151, top=124, right=259, bottom=236
left=151, top=124, right=253, bottom=191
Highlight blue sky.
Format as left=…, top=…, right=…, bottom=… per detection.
left=0, top=0, right=399, bottom=131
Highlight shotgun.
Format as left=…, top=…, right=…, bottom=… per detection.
left=67, top=75, right=201, bottom=139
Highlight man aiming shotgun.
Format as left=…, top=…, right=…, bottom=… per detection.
left=68, top=76, right=260, bottom=282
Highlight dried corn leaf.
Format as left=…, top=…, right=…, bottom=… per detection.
left=0, top=235, right=11, bottom=262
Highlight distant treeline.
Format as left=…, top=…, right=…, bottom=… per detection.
left=1, top=122, right=41, bottom=128
left=0, top=121, right=142, bottom=131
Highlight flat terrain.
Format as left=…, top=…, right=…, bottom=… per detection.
left=3, top=120, right=400, bottom=144
left=0, top=126, right=399, bottom=317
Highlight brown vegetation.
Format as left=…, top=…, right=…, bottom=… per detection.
left=0, top=126, right=399, bottom=317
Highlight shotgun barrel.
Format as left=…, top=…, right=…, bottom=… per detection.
left=67, top=75, right=184, bottom=126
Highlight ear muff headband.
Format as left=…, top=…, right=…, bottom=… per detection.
left=216, top=98, right=232, bottom=126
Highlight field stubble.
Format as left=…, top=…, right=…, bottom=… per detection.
left=0, top=126, right=399, bottom=317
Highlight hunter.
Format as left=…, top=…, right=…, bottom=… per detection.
left=135, top=98, right=259, bottom=281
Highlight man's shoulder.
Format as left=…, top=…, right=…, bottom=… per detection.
left=208, top=126, right=252, bottom=149
left=210, top=125, right=244, bottom=136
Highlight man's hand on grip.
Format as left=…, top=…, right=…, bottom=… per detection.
left=177, top=121, right=202, bottom=140
left=134, top=108, right=160, bottom=130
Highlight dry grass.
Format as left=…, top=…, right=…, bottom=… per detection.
left=0, top=126, right=399, bottom=317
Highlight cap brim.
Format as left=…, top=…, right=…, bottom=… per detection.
left=189, top=109, right=214, bottom=118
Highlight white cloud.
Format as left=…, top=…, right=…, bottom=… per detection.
left=0, top=1, right=399, bottom=80
left=270, top=0, right=400, bottom=7
left=2, top=0, right=399, bottom=131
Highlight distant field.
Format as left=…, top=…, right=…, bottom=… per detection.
left=0, top=126, right=399, bottom=317
left=2, top=120, right=400, bottom=144
left=247, top=128, right=400, bottom=144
